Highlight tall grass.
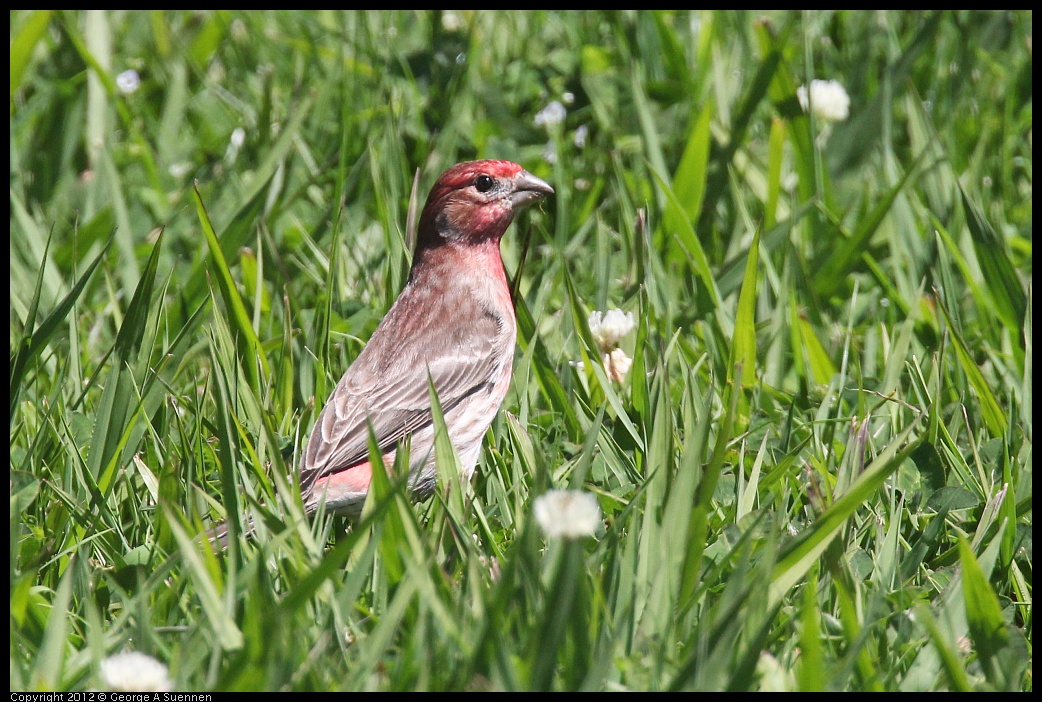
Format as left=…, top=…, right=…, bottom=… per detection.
left=10, top=10, right=1031, bottom=691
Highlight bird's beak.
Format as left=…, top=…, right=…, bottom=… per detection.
left=508, top=170, right=554, bottom=209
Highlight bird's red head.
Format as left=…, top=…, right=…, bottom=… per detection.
left=416, top=160, right=553, bottom=249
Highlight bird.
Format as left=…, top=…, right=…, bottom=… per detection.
left=211, top=160, right=553, bottom=546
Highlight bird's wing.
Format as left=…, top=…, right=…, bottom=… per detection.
left=299, top=305, right=509, bottom=492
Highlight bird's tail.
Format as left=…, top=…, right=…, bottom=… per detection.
left=205, top=514, right=256, bottom=551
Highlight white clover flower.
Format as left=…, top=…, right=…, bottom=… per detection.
left=796, top=79, right=850, bottom=122
left=588, top=309, right=636, bottom=351
left=168, top=162, right=192, bottom=179
left=534, top=489, right=601, bottom=539
left=226, top=127, right=246, bottom=163
left=116, top=69, right=140, bottom=95
left=230, top=19, right=248, bottom=41
left=573, top=124, right=589, bottom=149
left=534, top=100, right=566, bottom=128
left=100, top=651, right=173, bottom=692
left=756, top=651, right=796, bottom=692
left=542, top=140, right=558, bottom=165
left=441, top=11, right=465, bottom=32
left=603, top=347, right=632, bottom=384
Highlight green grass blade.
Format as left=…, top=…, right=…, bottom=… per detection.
left=649, top=166, right=721, bottom=309
left=166, top=512, right=244, bottom=651
left=84, top=231, right=163, bottom=481
left=936, top=296, right=1008, bottom=438
left=813, top=154, right=923, bottom=299
left=960, top=184, right=1027, bottom=339
left=958, top=537, right=1012, bottom=690
left=770, top=416, right=923, bottom=606
left=914, top=605, right=974, bottom=692
left=514, top=293, right=583, bottom=442
left=193, top=184, right=271, bottom=395
left=730, top=227, right=759, bottom=388
left=670, top=101, right=713, bottom=227
left=29, top=556, right=74, bottom=690
left=10, top=232, right=107, bottom=418
left=10, top=11, right=53, bottom=105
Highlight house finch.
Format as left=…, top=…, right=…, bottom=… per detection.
left=212, top=160, right=552, bottom=545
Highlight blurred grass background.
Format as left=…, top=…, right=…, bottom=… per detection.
left=9, top=10, right=1031, bottom=691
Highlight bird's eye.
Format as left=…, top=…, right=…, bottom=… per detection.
left=474, top=174, right=495, bottom=193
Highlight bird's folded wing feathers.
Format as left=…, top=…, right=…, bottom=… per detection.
left=300, top=314, right=505, bottom=491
